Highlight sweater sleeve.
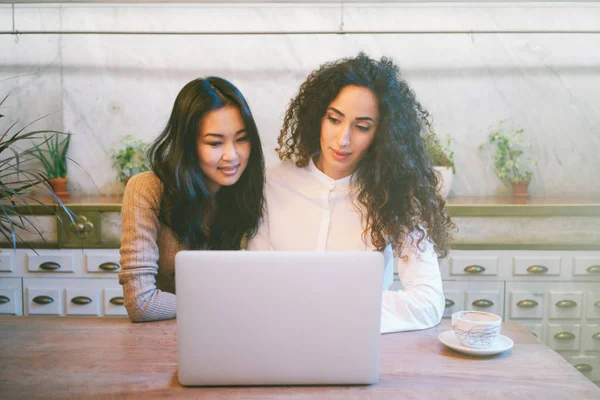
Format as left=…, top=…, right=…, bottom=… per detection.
left=118, top=172, right=177, bottom=322
left=380, top=233, right=445, bottom=333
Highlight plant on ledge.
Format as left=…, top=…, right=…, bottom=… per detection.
left=110, top=134, right=150, bottom=185
left=31, top=133, right=71, bottom=201
left=479, top=120, right=537, bottom=197
left=425, top=133, right=455, bottom=199
left=0, top=93, right=76, bottom=249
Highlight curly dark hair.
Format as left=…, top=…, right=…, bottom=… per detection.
left=276, top=53, right=455, bottom=257
left=149, top=77, right=265, bottom=250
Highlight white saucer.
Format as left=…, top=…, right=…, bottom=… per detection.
left=438, top=330, right=514, bottom=356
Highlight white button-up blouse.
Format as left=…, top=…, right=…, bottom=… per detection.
left=247, top=160, right=445, bottom=333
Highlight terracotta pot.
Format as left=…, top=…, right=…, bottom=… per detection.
left=511, top=180, right=530, bottom=198
left=48, top=177, right=70, bottom=201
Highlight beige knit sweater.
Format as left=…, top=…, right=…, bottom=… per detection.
left=119, top=172, right=185, bottom=322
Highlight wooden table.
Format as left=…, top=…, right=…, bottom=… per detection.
left=1, top=317, right=598, bottom=399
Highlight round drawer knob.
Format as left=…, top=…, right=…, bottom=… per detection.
left=71, top=296, right=92, bottom=305
left=109, top=296, right=125, bottom=306
left=32, top=295, right=54, bottom=305
left=464, top=265, right=485, bottom=274
left=74, top=215, right=95, bottom=238
left=472, top=299, right=494, bottom=308
left=0, top=295, right=10, bottom=304
left=517, top=299, right=539, bottom=308
left=554, top=332, right=576, bottom=341
left=526, top=265, right=548, bottom=274
left=555, top=300, right=577, bottom=308
left=592, top=332, right=600, bottom=340
left=595, top=301, right=600, bottom=308
left=445, top=299, right=455, bottom=308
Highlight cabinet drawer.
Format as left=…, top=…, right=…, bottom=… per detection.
left=0, top=288, right=19, bottom=315
left=450, top=256, right=498, bottom=276
left=574, top=257, right=600, bottom=277
left=443, top=290, right=462, bottom=318
left=521, top=323, right=544, bottom=342
left=0, top=277, right=22, bottom=315
left=548, top=291, right=583, bottom=319
left=587, top=292, right=600, bottom=320
left=583, top=325, right=600, bottom=352
left=547, top=324, right=581, bottom=351
left=512, top=256, right=561, bottom=276
left=465, top=290, right=503, bottom=316
left=0, top=253, right=15, bottom=272
left=565, top=354, right=599, bottom=382
left=65, top=288, right=99, bottom=316
left=104, top=288, right=127, bottom=316
left=27, top=253, right=75, bottom=273
left=27, top=288, right=61, bottom=315
left=86, top=253, right=121, bottom=274
left=509, top=291, right=545, bottom=319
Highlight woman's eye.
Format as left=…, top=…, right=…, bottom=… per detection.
left=206, top=142, right=222, bottom=147
left=237, top=136, right=250, bottom=143
left=327, top=116, right=341, bottom=124
left=356, top=125, right=371, bottom=132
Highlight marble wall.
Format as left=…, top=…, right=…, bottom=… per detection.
left=1, top=2, right=599, bottom=197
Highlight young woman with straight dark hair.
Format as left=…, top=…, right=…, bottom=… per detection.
left=119, top=77, right=265, bottom=322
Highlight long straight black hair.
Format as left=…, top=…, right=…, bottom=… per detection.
left=148, top=77, right=265, bottom=250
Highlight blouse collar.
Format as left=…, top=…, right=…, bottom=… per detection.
left=308, top=156, right=353, bottom=190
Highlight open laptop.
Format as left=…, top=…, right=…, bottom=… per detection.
left=175, top=250, right=384, bottom=386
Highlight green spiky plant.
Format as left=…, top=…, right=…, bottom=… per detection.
left=34, top=134, right=71, bottom=179
left=0, top=93, right=76, bottom=249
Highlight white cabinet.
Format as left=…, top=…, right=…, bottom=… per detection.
left=22, top=276, right=124, bottom=317
left=433, top=250, right=600, bottom=386
left=0, top=248, right=125, bottom=318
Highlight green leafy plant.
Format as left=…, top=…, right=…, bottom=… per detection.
left=425, top=133, right=455, bottom=173
left=33, top=134, right=71, bottom=179
left=0, top=93, right=75, bottom=249
left=110, top=134, right=150, bottom=184
left=479, top=120, right=537, bottom=184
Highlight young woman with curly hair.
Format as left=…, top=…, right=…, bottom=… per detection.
left=119, top=77, right=265, bottom=322
left=248, top=53, right=455, bottom=333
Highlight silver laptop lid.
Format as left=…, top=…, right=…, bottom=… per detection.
left=176, top=250, right=384, bottom=386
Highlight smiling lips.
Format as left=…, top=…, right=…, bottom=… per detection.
left=218, top=164, right=240, bottom=176
left=330, top=148, right=351, bottom=161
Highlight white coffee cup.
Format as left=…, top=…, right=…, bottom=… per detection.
left=451, top=311, right=502, bottom=349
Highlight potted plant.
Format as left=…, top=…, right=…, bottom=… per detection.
left=479, top=121, right=537, bottom=197
left=0, top=93, right=75, bottom=249
left=110, top=134, right=150, bottom=185
left=425, top=133, right=455, bottom=199
left=31, top=134, right=71, bottom=201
